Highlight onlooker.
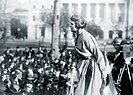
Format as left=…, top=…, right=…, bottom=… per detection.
left=112, top=37, right=124, bottom=82
left=112, top=37, right=133, bottom=95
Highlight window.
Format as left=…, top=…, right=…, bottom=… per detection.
left=118, top=3, right=125, bottom=22
left=33, top=16, right=36, bottom=21
left=62, top=3, right=69, bottom=13
left=81, top=3, right=87, bottom=19
left=33, top=5, right=35, bottom=9
left=42, top=5, right=44, bottom=8
left=90, top=3, right=96, bottom=20
left=99, top=3, right=105, bottom=21
left=109, top=3, right=116, bottom=23
left=72, top=3, right=78, bottom=15
left=109, top=30, right=113, bottom=39
left=109, top=30, right=122, bottom=39
left=41, top=15, right=44, bottom=21
left=118, top=30, right=122, bottom=38
left=41, top=26, right=45, bottom=37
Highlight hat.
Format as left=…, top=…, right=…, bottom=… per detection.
left=120, top=40, right=128, bottom=45
left=112, top=37, right=122, bottom=45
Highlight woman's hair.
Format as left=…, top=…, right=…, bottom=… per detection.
left=70, top=15, right=87, bottom=29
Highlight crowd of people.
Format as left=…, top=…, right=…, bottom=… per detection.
left=0, top=46, right=76, bottom=95
left=0, top=40, right=132, bottom=95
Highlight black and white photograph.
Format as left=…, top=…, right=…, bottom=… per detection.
left=0, top=0, right=133, bottom=95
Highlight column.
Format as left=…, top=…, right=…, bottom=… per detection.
left=78, top=3, right=81, bottom=16
left=115, top=3, right=119, bottom=23
left=96, top=3, right=100, bottom=24
left=69, top=3, right=72, bottom=16
left=105, top=3, right=110, bottom=24
left=86, top=3, right=90, bottom=22
left=104, top=3, right=110, bottom=39
left=124, top=3, right=127, bottom=25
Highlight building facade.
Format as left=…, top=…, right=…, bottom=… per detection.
left=13, top=9, right=28, bottom=25
left=61, top=0, right=133, bottom=40
left=0, top=0, right=12, bottom=38
left=1, top=0, right=133, bottom=41
left=27, top=0, right=133, bottom=42
left=27, top=0, right=54, bottom=42
left=10, top=9, right=28, bottom=39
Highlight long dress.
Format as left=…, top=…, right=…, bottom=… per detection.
left=74, top=29, right=117, bottom=95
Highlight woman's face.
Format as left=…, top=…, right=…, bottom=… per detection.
left=114, top=43, right=120, bottom=50
left=70, top=21, right=77, bottom=33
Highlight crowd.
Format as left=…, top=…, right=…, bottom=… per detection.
left=0, top=39, right=132, bottom=95
left=0, top=38, right=133, bottom=95
left=0, top=46, right=76, bottom=95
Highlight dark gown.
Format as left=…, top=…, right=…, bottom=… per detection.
left=112, top=47, right=133, bottom=95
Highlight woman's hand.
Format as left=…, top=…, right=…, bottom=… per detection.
left=100, top=78, right=107, bottom=95
left=102, top=77, right=106, bottom=86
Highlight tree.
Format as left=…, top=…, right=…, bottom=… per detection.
left=60, top=4, right=69, bottom=49
left=85, top=21, right=103, bottom=39
left=51, top=0, right=60, bottom=59
left=40, top=9, right=54, bottom=25
left=0, top=0, right=9, bottom=43
left=40, top=0, right=60, bottom=60
left=40, top=9, right=54, bottom=38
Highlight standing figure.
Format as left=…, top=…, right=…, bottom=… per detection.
left=69, top=15, right=117, bottom=95
left=112, top=37, right=133, bottom=95
left=112, top=37, right=124, bottom=82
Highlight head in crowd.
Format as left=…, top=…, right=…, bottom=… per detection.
left=112, top=37, right=122, bottom=50
left=16, top=46, right=20, bottom=52
left=25, top=47, right=29, bottom=51
left=29, top=47, right=32, bottom=51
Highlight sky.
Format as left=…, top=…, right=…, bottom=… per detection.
left=6, top=0, right=29, bottom=12
left=5, top=0, right=54, bottom=13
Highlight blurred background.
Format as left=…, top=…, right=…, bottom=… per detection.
left=0, top=0, right=133, bottom=50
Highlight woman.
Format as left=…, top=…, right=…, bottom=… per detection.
left=69, top=15, right=117, bottom=95
left=112, top=37, right=124, bottom=83
left=112, top=37, right=133, bottom=95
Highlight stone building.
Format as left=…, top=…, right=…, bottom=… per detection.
left=27, top=0, right=133, bottom=42
left=60, top=0, right=133, bottom=40
left=27, top=0, right=54, bottom=42
left=11, top=9, right=28, bottom=39
left=1, top=0, right=133, bottom=41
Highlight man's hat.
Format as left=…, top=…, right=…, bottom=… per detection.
left=112, top=37, right=122, bottom=45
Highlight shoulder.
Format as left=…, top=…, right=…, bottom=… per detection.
left=81, top=29, right=95, bottom=41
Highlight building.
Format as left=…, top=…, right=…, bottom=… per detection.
left=27, top=0, right=133, bottom=43
left=1, top=0, right=133, bottom=41
left=13, top=9, right=28, bottom=25
left=1, top=0, right=132, bottom=41
left=11, top=9, right=28, bottom=39
left=27, top=0, right=54, bottom=43
left=61, top=0, right=133, bottom=40
left=0, top=0, right=12, bottom=38
left=0, top=13, right=12, bottom=38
